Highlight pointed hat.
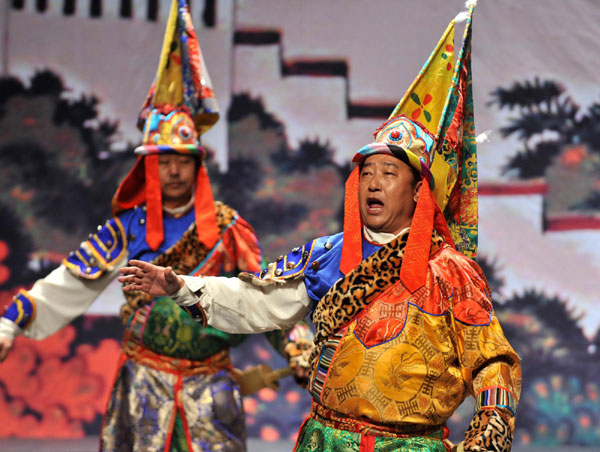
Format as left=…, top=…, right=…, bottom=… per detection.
left=112, top=0, right=220, bottom=251
left=341, top=4, right=479, bottom=293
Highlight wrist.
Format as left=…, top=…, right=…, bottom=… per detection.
left=0, top=317, right=22, bottom=339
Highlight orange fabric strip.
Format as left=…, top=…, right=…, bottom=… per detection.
left=400, top=180, right=435, bottom=293
left=194, top=166, right=219, bottom=250
left=145, top=155, right=164, bottom=250
left=340, top=167, right=362, bottom=274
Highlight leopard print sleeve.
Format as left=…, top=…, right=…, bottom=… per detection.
left=462, top=407, right=514, bottom=452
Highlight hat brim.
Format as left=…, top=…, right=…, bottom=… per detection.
left=352, top=143, right=434, bottom=189
left=134, top=144, right=206, bottom=158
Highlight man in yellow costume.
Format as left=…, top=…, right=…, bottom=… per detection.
left=119, top=5, right=521, bottom=452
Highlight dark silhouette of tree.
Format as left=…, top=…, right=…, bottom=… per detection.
left=216, top=93, right=346, bottom=258
left=0, top=69, right=134, bottom=284
left=494, top=288, right=599, bottom=445
left=490, top=77, right=600, bottom=179
left=475, top=254, right=504, bottom=299
left=227, top=92, right=281, bottom=130
left=274, top=137, right=335, bottom=173
left=497, top=290, right=589, bottom=373
left=0, top=205, right=33, bottom=290
left=490, top=77, right=600, bottom=215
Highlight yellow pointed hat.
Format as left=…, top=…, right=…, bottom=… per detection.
left=112, top=0, right=220, bottom=251
left=341, top=6, right=478, bottom=292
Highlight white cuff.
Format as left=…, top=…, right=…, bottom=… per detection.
left=0, top=317, right=22, bottom=339
left=174, top=275, right=206, bottom=306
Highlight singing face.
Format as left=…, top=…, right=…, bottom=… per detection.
left=358, top=154, right=422, bottom=235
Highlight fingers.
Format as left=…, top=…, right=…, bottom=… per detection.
left=117, top=274, right=137, bottom=284
left=121, top=281, right=144, bottom=291
left=164, top=267, right=178, bottom=283
left=127, top=259, right=148, bottom=268
left=119, top=267, right=139, bottom=276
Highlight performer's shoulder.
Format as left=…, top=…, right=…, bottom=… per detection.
left=62, top=214, right=130, bottom=280
left=213, top=200, right=240, bottom=228
left=240, top=231, right=342, bottom=284
left=431, top=245, right=494, bottom=325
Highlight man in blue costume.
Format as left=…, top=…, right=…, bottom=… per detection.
left=0, top=1, right=310, bottom=450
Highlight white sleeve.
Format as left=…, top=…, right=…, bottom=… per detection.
left=176, top=275, right=313, bottom=334
left=2, top=260, right=125, bottom=340
left=0, top=317, right=21, bottom=339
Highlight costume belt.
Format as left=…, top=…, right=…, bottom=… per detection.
left=122, top=339, right=233, bottom=377
left=310, top=401, right=448, bottom=440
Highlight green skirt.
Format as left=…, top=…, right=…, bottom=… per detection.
left=294, top=418, right=449, bottom=452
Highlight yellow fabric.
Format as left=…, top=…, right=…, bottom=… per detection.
left=389, top=21, right=455, bottom=135
left=154, top=0, right=183, bottom=107
left=314, top=246, right=521, bottom=428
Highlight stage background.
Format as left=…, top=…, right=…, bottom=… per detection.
left=0, top=0, right=599, bottom=448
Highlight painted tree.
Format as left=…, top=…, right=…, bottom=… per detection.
left=490, top=78, right=600, bottom=212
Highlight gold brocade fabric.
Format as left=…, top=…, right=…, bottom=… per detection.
left=309, top=240, right=521, bottom=429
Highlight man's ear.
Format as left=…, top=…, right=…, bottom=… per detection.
left=413, top=180, right=423, bottom=203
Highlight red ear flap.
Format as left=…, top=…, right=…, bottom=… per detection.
left=340, top=167, right=363, bottom=274
left=400, top=179, right=435, bottom=293
left=145, top=155, right=164, bottom=251
left=111, top=156, right=146, bottom=215
left=194, top=165, right=219, bottom=249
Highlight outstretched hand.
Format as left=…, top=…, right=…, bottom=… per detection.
left=118, top=260, right=184, bottom=297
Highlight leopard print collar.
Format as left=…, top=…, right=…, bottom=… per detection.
left=312, top=229, right=444, bottom=348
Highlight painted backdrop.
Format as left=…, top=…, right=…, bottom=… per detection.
left=0, top=0, right=599, bottom=447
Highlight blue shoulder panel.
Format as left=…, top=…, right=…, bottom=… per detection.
left=63, top=217, right=128, bottom=279
left=270, top=240, right=317, bottom=279
left=4, top=290, right=36, bottom=329
left=252, top=233, right=344, bottom=288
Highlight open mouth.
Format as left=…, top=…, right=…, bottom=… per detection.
left=366, top=197, right=384, bottom=213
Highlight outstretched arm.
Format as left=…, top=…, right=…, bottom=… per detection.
left=119, top=260, right=184, bottom=296
left=120, top=260, right=313, bottom=334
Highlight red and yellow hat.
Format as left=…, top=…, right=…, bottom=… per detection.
left=341, top=5, right=478, bottom=293
left=112, top=0, right=220, bottom=251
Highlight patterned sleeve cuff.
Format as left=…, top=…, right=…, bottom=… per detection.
left=180, top=303, right=207, bottom=326
left=2, top=290, right=36, bottom=330
left=476, top=386, right=517, bottom=417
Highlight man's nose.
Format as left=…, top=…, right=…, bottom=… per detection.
left=168, top=162, right=180, bottom=175
left=368, top=175, right=382, bottom=191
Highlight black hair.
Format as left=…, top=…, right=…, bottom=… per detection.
left=359, top=148, right=421, bottom=187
